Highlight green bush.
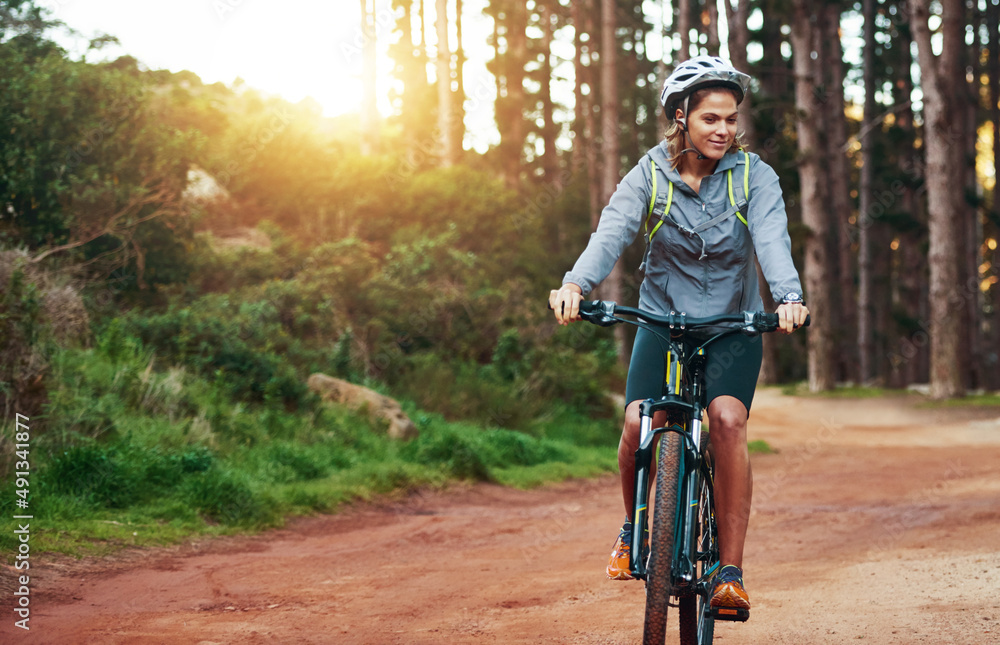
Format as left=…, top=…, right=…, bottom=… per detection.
left=181, top=466, right=276, bottom=526
left=121, top=304, right=308, bottom=407
left=403, top=423, right=569, bottom=481
left=43, top=444, right=137, bottom=508
left=241, top=440, right=355, bottom=484
left=40, top=443, right=219, bottom=510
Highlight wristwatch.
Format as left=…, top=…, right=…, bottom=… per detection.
left=781, top=292, right=804, bottom=305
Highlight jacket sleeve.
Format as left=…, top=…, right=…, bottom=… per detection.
left=562, top=160, right=650, bottom=296
left=746, top=155, right=803, bottom=303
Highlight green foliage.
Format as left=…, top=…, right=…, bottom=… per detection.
left=0, top=331, right=621, bottom=557
left=0, top=267, right=44, bottom=412
left=181, top=466, right=277, bottom=527
left=119, top=303, right=309, bottom=408
left=0, top=250, right=90, bottom=417
left=403, top=422, right=569, bottom=481
left=0, top=20, right=200, bottom=300
left=41, top=443, right=215, bottom=509
left=746, top=439, right=776, bottom=455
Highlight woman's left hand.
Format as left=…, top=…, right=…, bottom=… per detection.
left=776, top=302, right=809, bottom=334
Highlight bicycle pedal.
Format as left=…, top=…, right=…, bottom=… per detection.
left=711, top=606, right=749, bottom=622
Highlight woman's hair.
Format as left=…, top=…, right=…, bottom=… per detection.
left=665, top=86, right=747, bottom=169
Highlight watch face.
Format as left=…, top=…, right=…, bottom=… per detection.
left=784, top=293, right=802, bottom=303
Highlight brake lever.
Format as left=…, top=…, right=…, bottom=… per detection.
left=579, top=300, right=619, bottom=327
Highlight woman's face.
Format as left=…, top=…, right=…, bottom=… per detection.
left=676, top=90, right=739, bottom=161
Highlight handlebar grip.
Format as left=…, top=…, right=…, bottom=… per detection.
left=753, top=312, right=812, bottom=332
left=755, top=313, right=780, bottom=331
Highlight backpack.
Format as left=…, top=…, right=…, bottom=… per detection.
left=638, top=149, right=752, bottom=270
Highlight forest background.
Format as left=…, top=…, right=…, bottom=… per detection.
left=0, top=0, right=998, bottom=554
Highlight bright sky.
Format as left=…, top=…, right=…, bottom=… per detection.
left=38, top=0, right=507, bottom=150
left=39, top=0, right=402, bottom=117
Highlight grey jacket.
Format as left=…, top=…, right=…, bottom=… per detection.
left=563, top=142, right=802, bottom=319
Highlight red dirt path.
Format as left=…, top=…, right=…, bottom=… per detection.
left=5, top=390, right=1000, bottom=644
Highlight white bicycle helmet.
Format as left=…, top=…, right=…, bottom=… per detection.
left=659, top=56, right=751, bottom=122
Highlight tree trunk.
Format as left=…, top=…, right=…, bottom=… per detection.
left=584, top=0, right=603, bottom=261
left=678, top=0, right=691, bottom=60
left=629, top=26, right=644, bottom=158
left=418, top=0, right=430, bottom=80
left=584, top=88, right=602, bottom=237
left=706, top=0, right=720, bottom=56
left=435, top=0, right=454, bottom=166
left=572, top=0, right=587, bottom=173
left=888, top=2, right=928, bottom=388
left=857, top=0, right=876, bottom=384
left=759, top=0, right=790, bottom=157
left=811, top=3, right=838, bottom=381
left=600, top=0, right=626, bottom=365
left=360, top=0, right=379, bottom=155
left=910, top=0, right=964, bottom=399
left=791, top=0, right=834, bottom=391
left=989, top=0, right=1000, bottom=391
left=725, top=0, right=756, bottom=146
left=540, top=0, right=557, bottom=181
left=656, top=0, right=672, bottom=90
left=964, top=7, right=985, bottom=391
left=821, top=1, right=854, bottom=384
left=507, top=3, right=528, bottom=187
left=453, top=0, right=465, bottom=156
left=393, top=0, right=413, bottom=157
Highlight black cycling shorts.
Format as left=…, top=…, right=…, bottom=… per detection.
left=624, top=327, right=764, bottom=417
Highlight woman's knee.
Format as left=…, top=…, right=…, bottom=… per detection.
left=708, top=397, right=748, bottom=444
left=620, top=401, right=643, bottom=453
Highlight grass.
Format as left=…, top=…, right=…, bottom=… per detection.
left=8, top=429, right=620, bottom=560
left=777, top=382, right=1000, bottom=409
left=747, top=439, right=776, bottom=454
left=917, top=392, right=1000, bottom=408
left=0, top=343, right=623, bottom=560
left=779, top=383, right=917, bottom=398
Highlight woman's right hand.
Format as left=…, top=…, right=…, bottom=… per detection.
left=549, top=284, right=584, bottom=325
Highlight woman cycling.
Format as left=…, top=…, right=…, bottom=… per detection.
left=549, top=56, right=809, bottom=618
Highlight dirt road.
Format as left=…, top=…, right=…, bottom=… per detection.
left=5, top=390, right=1000, bottom=644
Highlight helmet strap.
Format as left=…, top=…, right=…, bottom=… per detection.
left=677, top=95, right=691, bottom=131
left=681, top=130, right=707, bottom=161
left=679, top=147, right=707, bottom=161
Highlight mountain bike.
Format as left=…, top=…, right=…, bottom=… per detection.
left=577, top=300, right=806, bottom=645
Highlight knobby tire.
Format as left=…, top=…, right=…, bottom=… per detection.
left=678, top=434, right=717, bottom=644
left=642, top=431, right=684, bottom=645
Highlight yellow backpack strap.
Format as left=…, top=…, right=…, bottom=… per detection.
left=644, top=158, right=657, bottom=239
left=727, top=149, right=751, bottom=227
left=652, top=183, right=671, bottom=239
left=644, top=159, right=671, bottom=241
left=743, top=149, right=750, bottom=200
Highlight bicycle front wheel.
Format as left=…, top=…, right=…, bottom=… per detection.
left=643, top=430, right=684, bottom=645
left=678, top=439, right=717, bottom=644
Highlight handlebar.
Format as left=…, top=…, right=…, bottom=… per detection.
left=578, top=300, right=810, bottom=334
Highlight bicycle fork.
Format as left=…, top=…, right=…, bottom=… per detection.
left=628, top=397, right=700, bottom=580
